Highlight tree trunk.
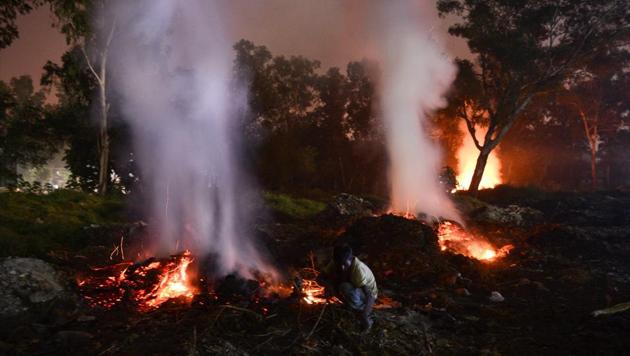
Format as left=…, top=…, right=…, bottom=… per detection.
left=97, top=80, right=109, bottom=195
left=82, top=13, right=116, bottom=196
left=468, top=147, right=491, bottom=194
left=578, top=111, right=598, bottom=191
left=590, top=149, right=597, bottom=190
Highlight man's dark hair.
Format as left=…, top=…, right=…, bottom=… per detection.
left=333, top=243, right=353, bottom=265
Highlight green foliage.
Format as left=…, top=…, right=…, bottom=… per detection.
left=0, top=0, right=38, bottom=49
left=42, top=46, right=99, bottom=191
left=234, top=40, right=387, bottom=195
left=43, top=46, right=136, bottom=193
left=262, top=191, right=325, bottom=220
left=438, top=0, right=629, bottom=192
left=0, top=189, right=125, bottom=257
left=0, top=75, right=59, bottom=183
left=0, top=0, right=92, bottom=49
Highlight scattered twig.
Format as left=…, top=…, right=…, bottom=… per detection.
left=209, top=307, right=226, bottom=329
left=305, top=303, right=328, bottom=340
left=120, top=234, right=125, bottom=260
left=188, top=326, right=197, bottom=356
left=254, top=328, right=292, bottom=350
left=217, top=304, right=263, bottom=320
left=421, top=321, right=433, bottom=354
left=98, top=343, right=118, bottom=356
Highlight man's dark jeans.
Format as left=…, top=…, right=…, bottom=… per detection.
left=338, top=282, right=366, bottom=310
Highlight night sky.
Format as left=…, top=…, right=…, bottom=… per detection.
left=0, top=1, right=470, bottom=95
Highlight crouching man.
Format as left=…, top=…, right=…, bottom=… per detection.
left=318, top=243, right=378, bottom=331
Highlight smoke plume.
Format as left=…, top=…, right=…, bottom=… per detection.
left=370, top=1, right=461, bottom=221
left=107, top=0, right=275, bottom=277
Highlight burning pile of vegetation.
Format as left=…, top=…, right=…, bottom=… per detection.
left=77, top=249, right=339, bottom=313
left=437, top=221, right=513, bottom=261
left=78, top=251, right=197, bottom=311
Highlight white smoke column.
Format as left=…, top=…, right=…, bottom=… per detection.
left=107, top=0, right=275, bottom=278
left=373, top=1, right=461, bottom=222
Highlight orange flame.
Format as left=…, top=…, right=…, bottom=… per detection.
left=456, top=121, right=502, bottom=190
left=437, top=221, right=513, bottom=262
left=80, top=252, right=197, bottom=310
left=141, top=253, right=196, bottom=308
left=301, top=279, right=328, bottom=304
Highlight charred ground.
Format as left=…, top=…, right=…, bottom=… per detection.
left=1, top=187, right=629, bottom=355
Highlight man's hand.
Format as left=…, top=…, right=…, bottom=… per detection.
left=360, top=286, right=376, bottom=332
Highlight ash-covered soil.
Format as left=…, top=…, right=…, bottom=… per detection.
left=2, top=189, right=630, bottom=355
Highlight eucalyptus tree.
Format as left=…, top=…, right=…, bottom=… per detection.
left=438, top=0, right=630, bottom=192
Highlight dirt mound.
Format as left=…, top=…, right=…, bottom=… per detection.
left=336, top=215, right=446, bottom=287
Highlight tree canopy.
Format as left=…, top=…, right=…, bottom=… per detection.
left=438, top=0, right=630, bottom=192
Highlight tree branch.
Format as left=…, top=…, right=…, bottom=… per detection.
left=489, top=94, right=533, bottom=150
left=463, top=101, right=483, bottom=151
left=80, top=44, right=103, bottom=86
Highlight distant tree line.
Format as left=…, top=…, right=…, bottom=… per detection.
left=233, top=39, right=388, bottom=196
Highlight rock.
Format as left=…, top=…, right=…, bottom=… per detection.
left=455, top=288, right=471, bottom=296
left=324, top=193, right=375, bottom=219
left=489, top=291, right=505, bottom=302
left=476, top=204, right=544, bottom=227
left=0, top=257, right=69, bottom=317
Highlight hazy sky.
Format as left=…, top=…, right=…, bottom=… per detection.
left=0, top=1, right=470, bottom=91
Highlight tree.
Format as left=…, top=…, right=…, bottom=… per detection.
left=266, top=55, right=321, bottom=132
left=233, top=39, right=274, bottom=128
left=438, top=0, right=630, bottom=193
left=497, top=98, right=584, bottom=189
left=345, top=60, right=379, bottom=141
left=233, top=40, right=325, bottom=191
left=1, top=0, right=118, bottom=194
left=314, top=67, right=350, bottom=190
left=555, top=48, right=630, bottom=189
left=43, top=45, right=136, bottom=193
left=42, top=46, right=99, bottom=190
left=0, top=76, right=58, bottom=183
left=48, top=0, right=116, bottom=195
left=0, top=0, right=41, bottom=49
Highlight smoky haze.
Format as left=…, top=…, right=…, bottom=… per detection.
left=107, top=0, right=275, bottom=278
left=368, top=1, right=462, bottom=222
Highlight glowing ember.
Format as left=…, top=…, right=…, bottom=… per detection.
left=140, top=253, right=196, bottom=308
left=456, top=121, right=502, bottom=190
left=79, top=251, right=197, bottom=310
left=301, top=278, right=328, bottom=304
left=437, top=221, right=513, bottom=262
left=386, top=209, right=417, bottom=220
left=80, top=251, right=340, bottom=311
